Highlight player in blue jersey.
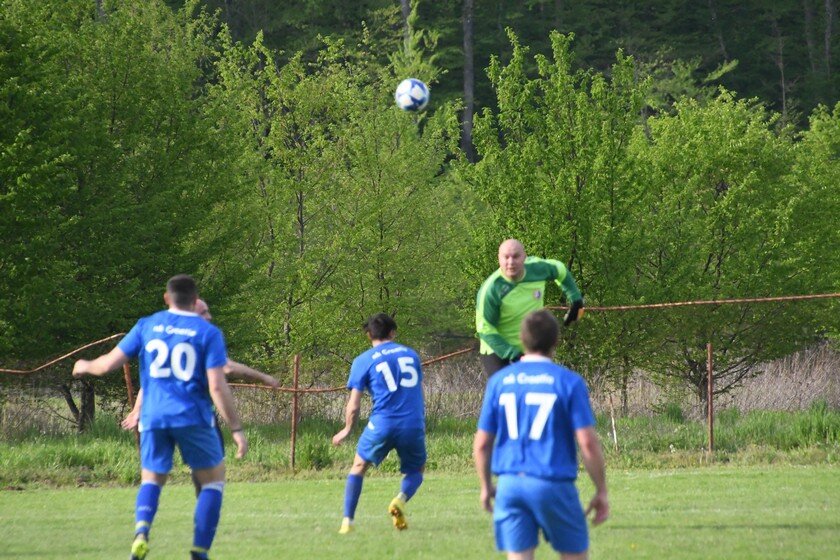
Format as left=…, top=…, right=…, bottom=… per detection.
left=331, top=313, right=427, bottom=534
left=473, top=309, right=608, bottom=560
left=72, top=275, right=247, bottom=560
left=121, top=297, right=279, bottom=496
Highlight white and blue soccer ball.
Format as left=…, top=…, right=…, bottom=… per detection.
left=394, top=78, right=430, bottom=112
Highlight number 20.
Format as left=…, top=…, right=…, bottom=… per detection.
left=375, top=357, right=418, bottom=392
left=499, top=392, right=557, bottom=440
left=145, top=339, right=197, bottom=381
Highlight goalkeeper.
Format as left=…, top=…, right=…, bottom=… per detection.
left=476, top=239, right=584, bottom=376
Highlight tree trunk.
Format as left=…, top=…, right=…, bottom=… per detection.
left=804, top=0, right=819, bottom=73
left=621, top=355, right=631, bottom=416
left=78, top=379, right=96, bottom=432
left=771, top=18, right=788, bottom=119
left=461, top=0, right=476, bottom=162
left=826, top=0, right=836, bottom=77
left=401, top=0, right=411, bottom=47
left=59, top=383, right=80, bottom=424
left=707, top=0, right=730, bottom=60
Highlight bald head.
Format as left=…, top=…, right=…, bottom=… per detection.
left=195, top=298, right=212, bottom=321
left=498, top=239, right=526, bottom=281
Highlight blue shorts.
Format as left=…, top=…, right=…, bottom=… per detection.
left=493, top=474, right=588, bottom=554
left=356, top=422, right=426, bottom=473
left=140, top=425, right=224, bottom=474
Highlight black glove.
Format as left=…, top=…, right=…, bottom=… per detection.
left=563, top=299, right=584, bottom=326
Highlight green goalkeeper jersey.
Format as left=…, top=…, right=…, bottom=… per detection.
left=475, top=256, right=582, bottom=359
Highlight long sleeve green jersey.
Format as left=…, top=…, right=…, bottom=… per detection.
left=475, top=257, right=582, bottom=359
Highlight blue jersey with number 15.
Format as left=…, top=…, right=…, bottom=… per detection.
left=347, top=341, right=425, bottom=430
left=118, top=309, right=228, bottom=432
left=477, top=357, right=595, bottom=481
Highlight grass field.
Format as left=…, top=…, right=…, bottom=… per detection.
left=1, top=466, right=838, bottom=559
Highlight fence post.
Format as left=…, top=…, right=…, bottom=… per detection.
left=290, top=354, right=301, bottom=470
left=707, top=342, right=714, bottom=454
left=122, top=363, right=139, bottom=450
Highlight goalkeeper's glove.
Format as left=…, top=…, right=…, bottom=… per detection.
left=563, top=299, right=584, bottom=326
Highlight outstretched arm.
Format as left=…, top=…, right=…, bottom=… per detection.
left=576, top=426, right=609, bottom=525
left=332, top=389, right=363, bottom=446
left=558, top=268, right=584, bottom=325
left=473, top=429, right=496, bottom=513
left=72, top=347, right=129, bottom=377
left=224, top=360, right=280, bottom=388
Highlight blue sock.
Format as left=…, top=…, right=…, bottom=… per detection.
left=400, top=471, right=423, bottom=501
left=193, top=482, right=224, bottom=553
left=134, top=481, right=161, bottom=537
left=343, top=474, right=364, bottom=519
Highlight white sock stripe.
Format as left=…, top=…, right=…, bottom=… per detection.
left=202, top=481, right=225, bottom=493
left=140, top=481, right=161, bottom=487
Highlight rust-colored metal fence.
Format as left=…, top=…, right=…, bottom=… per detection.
left=2, top=293, right=838, bottom=463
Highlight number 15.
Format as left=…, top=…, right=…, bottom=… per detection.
left=375, top=357, right=418, bottom=392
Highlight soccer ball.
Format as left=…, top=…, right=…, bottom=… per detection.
left=394, top=78, right=430, bottom=112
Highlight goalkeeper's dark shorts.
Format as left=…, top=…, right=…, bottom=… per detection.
left=480, top=353, right=514, bottom=377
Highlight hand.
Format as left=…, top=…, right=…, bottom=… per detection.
left=585, top=491, right=609, bottom=525
left=264, top=375, right=280, bottom=389
left=72, top=359, right=90, bottom=378
left=332, top=427, right=351, bottom=447
left=479, top=484, right=496, bottom=513
left=121, top=410, right=139, bottom=431
left=232, top=430, right=248, bottom=459
left=563, top=299, right=584, bottom=326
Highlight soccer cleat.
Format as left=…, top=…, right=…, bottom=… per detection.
left=129, top=535, right=149, bottom=560
left=388, top=497, right=408, bottom=531
left=338, top=518, right=354, bottom=534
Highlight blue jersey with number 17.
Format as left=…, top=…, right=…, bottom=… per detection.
left=477, top=357, right=595, bottom=481
left=118, top=309, right=228, bottom=432
left=346, top=341, right=425, bottom=430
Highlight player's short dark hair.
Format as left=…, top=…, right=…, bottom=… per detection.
left=166, top=274, right=198, bottom=309
left=520, top=309, right=559, bottom=354
left=363, top=313, right=397, bottom=340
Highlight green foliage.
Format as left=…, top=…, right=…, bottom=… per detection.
left=196, top=26, right=466, bottom=378
left=631, top=91, right=833, bottom=397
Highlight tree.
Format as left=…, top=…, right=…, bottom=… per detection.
left=0, top=0, right=232, bottom=428
left=197, top=29, right=465, bottom=381
left=630, top=92, right=823, bottom=405
left=460, top=30, right=649, bottom=393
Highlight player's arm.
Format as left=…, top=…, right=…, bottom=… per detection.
left=472, top=429, right=496, bottom=513
left=224, top=360, right=280, bottom=388
left=121, top=388, right=143, bottom=430
left=576, top=426, right=609, bottom=525
left=548, top=259, right=584, bottom=325
left=476, top=287, right=521, bottom=360
left=72, top=347, right=129, bottom=377
left=332, top=389, right=363, bottom=446
left=207, top=367, right=248, bottom=459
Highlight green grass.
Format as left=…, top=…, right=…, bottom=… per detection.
left=1, top=467, right=838, bottom=559
left=2, top=405, right=839, bottom=487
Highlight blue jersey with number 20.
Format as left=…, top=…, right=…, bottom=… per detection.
left=346, top=341, right=425, bottom=430
left=477, top=357, right=595, bottom=481
left=118, top=309, right=228, bottom=432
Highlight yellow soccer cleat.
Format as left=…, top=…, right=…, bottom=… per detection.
left=388, top=497, right=408, bottom=531
left=338, top=518, right=354, bottom=534
left=129, top=535, right=149, bottom=560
